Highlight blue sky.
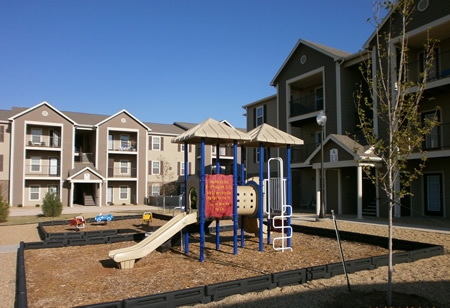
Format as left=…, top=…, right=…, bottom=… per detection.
left=1, top=1, right=379, bottom=128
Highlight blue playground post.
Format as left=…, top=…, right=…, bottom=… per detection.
left=184, top=141, right=190, bottom=254
left=215, top=144, right=221, bottom=251
left=199, top=138, right=205, bottom=262
left=233, top=140, right=238, bottom=255
left=258, top=142, right=264, bottom=252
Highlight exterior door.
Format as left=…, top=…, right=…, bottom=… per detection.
left=49, top=157, right=58, bottom=176
left=107, top=186, right=113, bottom=204
left=424, top=173, right=443, bottom=216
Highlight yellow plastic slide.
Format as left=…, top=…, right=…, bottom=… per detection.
left=109, top=212, right=198, bottom=269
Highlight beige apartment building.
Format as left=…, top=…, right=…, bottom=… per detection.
left=0, top=102, right=198, bottom=207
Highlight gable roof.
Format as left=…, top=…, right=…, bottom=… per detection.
left=240, top=123, right=304, bottom=148
left=66, top=165, right=105, bottom=181
left=172, top=118, right=251, bottom=145
left=8, top=101, right=77, bottom=124
left=271, top=39, right=351, bottom=86
left=95, top=109, right=151, bottom=131
left=305, top=134, right=381, bottom=166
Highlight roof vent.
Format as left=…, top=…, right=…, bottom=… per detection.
left=417, top=0, right=429, bottom=12
left=300, top=54, right=307, bottom=64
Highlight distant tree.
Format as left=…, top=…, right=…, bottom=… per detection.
left=356, top=0, right=438, bottom=305
left=0, top=187, right=10, bottom=222
left=156, top=157, right=178, bottom=212
left=42, top=192, right=63, bottom=217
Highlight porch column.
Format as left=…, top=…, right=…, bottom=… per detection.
left=316, top=168, right=321, bottom=217
left=357, top=166, right=363, bottom=219
left=68, top=182, right=73, bottom=208
left=99, top=182, right=103, bottom=207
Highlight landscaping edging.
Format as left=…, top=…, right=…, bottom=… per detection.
left=16, top=217, right=444, bottom=308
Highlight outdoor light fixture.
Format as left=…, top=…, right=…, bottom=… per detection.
left=316, top=110, right=327, bottom=218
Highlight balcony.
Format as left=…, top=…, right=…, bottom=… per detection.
left=108, top=141, right=138, bottom=153
left=27, top=136, right=61, bottom=149
left=291, top=142, right=319, bottom=164
left=289, top=93, right=323, bottom=118
left=25, top=164, right=60, bottom=177
left=404, top=49, right=450, bottom=84
left=107, top=167, right=137, bottom=178
left=421, top=122, right=450, bottom=152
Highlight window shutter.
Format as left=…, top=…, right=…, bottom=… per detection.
left=149, top=136, right=152, bottom=150
left=161, top=137, right=164, bottom=151
left=253, top=108, right=256, bottom=127
left=0, top=154, right=3, bottom=172
left=160, top=161, right=164, bottom=174
left=148, top=160, right=152, bottom=175
left=0, top=126, right=4, bottom=142
left=177, top=162, right=180, bottom=175
left=189, top=144, right=192, bottom=152
left=188, top=162, right=191, bottom=175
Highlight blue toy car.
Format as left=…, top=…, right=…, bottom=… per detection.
left=95, top=213, right=114, bottom=223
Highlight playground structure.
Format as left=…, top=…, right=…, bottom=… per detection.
left=109, top=119, right=303, bottom=269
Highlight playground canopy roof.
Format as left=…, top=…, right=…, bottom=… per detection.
left=240, top=123, right=304, bottom=148
left=171, top=118, right=252, bottom=145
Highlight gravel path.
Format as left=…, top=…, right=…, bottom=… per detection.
left=1, top=213, right=449, bottom=308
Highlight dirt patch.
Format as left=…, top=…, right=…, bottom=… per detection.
left=25, top=218, right=392, bottom=307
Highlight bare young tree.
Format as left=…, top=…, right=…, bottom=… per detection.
left=356, top=0, right=438, bottom=305
left=155, top=156, right=178, bottom=212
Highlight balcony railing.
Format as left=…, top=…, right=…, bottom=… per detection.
left=108, top=167, right=137, bottom=178
left=25, top=164, right=60, bottom=177
left=27, top=136, right=61, bottom=148
left=291, top=142, right=319, bottom=164
left=289, top=93, right=323, bottom=118
left=421, top=122, right=450, bottom=152
left=404, top=49, right=450, bottom=84
left=108, top=141, right=138, bottom=152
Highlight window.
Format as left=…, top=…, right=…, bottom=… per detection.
left=31, top=129, right=42, bottom=145
left=108, top=134, right=113, bottom=150
left=30, top=186, right=40, bottom=200
left=179, top=144, right=185, bottom=152
left=422, top=111, right=440, bottom=149
left=212, top=146, right=227, bottom=156
left=120, top=160, right=129, bottom=174
left=48, top=185, right=58, bottom=195
left=120, top=135, right=130, bottom=150
left=0, top=125, right=4, bottom=142
left=256, top=106, right=264, bottom=126
left=180, top=162, right=185, bottom=176
left=315, top=87, right=323, bottom=110
left=152, top=136, right=161, bottom=150
left=424, top=173, right=443, bottom=216
left=119, top=186, right=128, bottom=199
left=152, top=184, right=160, bottom=196
left=152, top=161, right=160, bottom=175
left=31, top=156, right=41, bottom=172
left=420, top=48, right=438, bottom=81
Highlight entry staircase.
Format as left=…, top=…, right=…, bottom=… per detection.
left=83, top=194, right=96, bottom=206
left=362, top=199, right=377, bottom=217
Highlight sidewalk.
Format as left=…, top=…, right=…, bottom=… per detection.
left=8, top=204, right=162, bottom=217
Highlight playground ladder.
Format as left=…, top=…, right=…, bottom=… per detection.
left=264, top=157, right=292, bottom=252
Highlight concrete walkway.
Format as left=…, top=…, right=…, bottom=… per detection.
left=8, top=204, right=161, bottom=217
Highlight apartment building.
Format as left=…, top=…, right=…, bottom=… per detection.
left=0, top=102, right=197, bottom=207
left=244, top=0, right=450, bottom=219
